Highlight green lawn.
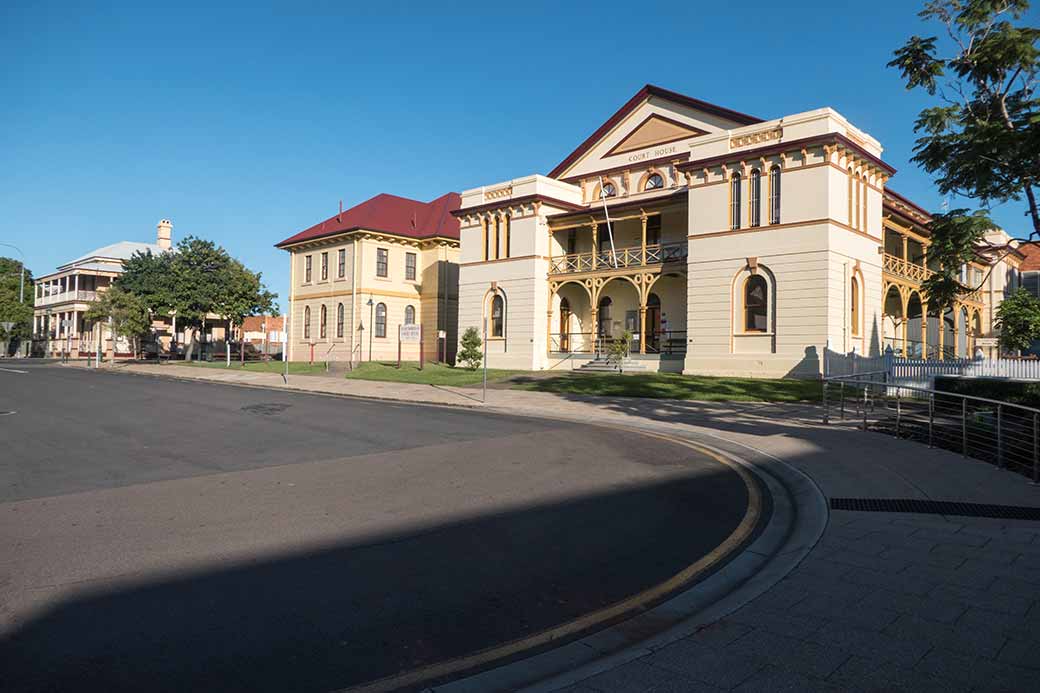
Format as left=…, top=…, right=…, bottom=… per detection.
left=344, top=361, right=525, bottom=386
left=510, top=372, right=822, bottom=402
left=175, top=359, right=330, bottom=375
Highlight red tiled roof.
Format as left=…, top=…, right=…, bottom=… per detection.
left=1019, top=242, right=1040, bottom=271
left=242, top=315, right=283, bottom=333
left=275, top=192, right=461, bottom=248
left=547, top=84, right=763, bottom=179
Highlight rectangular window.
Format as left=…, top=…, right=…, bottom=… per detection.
left=769, top=167, right=781, bottom=224
left=405, top=252, right=416, bottom=281
left=320, top=252, right=328, bottom=281
left=566, top=229, right=577, bottom=255
left=646, top=216, right=661, bottom=246
left=305, top=255, right=312, bottom=283
left=749, top=170, right=761, bottom=227
left=337, top=249, right=346, bottom=278
left=376, top=248, right=388, bottom=277
left=730, top=175, right=742, bottom=230
left=504, top=215, right=510, bottom=258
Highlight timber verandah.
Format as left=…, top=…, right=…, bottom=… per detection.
left=546, top=203, right=688, bottom=358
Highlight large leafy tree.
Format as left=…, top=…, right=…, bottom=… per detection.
left=0, top=257, right=34, bottom=356
left=83, top=285, right=152, bottom=359
left=995, top=287, right=1040, bottom=351
left=888, top=0, right=1039, bottom=311
left=115, top=236, right=276, bottom=361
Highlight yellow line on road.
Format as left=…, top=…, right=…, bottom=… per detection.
left=343, top=428, right=763, bottom=693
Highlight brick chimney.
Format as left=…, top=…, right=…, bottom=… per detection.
left=157, top=219, right=172, bottom=250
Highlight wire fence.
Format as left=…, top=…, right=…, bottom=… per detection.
left=823, top=372, right=1040, bottom=483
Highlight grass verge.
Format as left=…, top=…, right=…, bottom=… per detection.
left=510, top=372, right=821, bottom=402
left=344, top=362, right=524, bottom=386
left=175, top=360, right=329, bottom=375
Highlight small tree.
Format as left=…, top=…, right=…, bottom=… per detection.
left=606, top=330, right=632, bottom=372
left=84, top=285, right=152, bottom=360
left=888, top=0, right=1039, bottom=312
left=458, top=327, right=483, bottom=370
left=995, top=288, right=1040, bottom=354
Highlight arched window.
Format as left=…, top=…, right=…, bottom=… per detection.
left=768, top=165, right=781, bottom=224
left=850, top=277, right=860, bottom=336
left=404, top=305, right=415, bottom=325
left=644, top=173, right=664, bottom=191
left=303, top=306, right=311, bottom=340
left=490, top=294, right=504, bottom=338
left=319, top=304, right=327, bottom=339
left=600, top=181, right=617, bottom=198
left=749, top=169, right=761, bottom=227
left=860, top=173, right=868, bottom=233
left=730, top=173, right=742, bottom=230
left=744, top=275, right=769, bottom=332
left=375, top=303, right=386, bottom=338
left=336, top=302, right=345, bottom=338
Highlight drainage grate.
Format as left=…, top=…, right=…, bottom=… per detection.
left=831, top=497, right=1040, bottom=521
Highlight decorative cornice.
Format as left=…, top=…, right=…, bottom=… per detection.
left=451, top=194, right=585, bottom=219
left=676, top=132, right=897, bottom=177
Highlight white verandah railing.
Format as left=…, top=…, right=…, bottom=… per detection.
left=824, top=347, right=1040, bottom=388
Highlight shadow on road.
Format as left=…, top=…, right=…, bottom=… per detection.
left=2, top=469, right=752, bottom=693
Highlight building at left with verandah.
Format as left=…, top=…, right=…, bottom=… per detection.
left=276, top=193, right=460, bottom=364
left=32, top=219, right=228, bottom=358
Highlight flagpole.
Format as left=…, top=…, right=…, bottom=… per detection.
left=598, top=177, right=619, bottom=268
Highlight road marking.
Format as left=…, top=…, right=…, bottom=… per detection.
left=343, top=429, right=763, bottom=693
left=0, top=411, right=15, bottom=416
left=0, top=367, right=28, bottom=374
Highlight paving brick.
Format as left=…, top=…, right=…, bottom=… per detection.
left=900, top=562, right=999, bottom=591
left=932, top=584, right=1034, bottom=616
left=858, top=588, right=967, bottom=624
left=882, top=613, right=1006, bottom=658
left=578, top=659, right=719, bottom=693
left=732, top=665, right=844, bottom=693
left=828, top=549, right=911, bottom=573
left=648, top=638, right=765, bottom=689
left=914, top=649, right=1035, bottom=691
left=807, top=622, right=931, bottom=668
left=683, top=618, right=753, bottom=649
left=727, top=629, right=851, bottom=679
left=728, top=609, right=827, bottom=640
left=880, top=547, right=965, bottom=569
left=912, top=528, right=989, bottom=546
left=844, top=567, right=939, bottom=595
left=995, top=637, right=1040, bottom=671
left=830, top=655, right=972, bottom=693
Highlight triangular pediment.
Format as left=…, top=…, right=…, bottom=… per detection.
left=604, top=114, right=708, bottom=157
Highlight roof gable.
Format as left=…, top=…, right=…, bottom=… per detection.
left=548, top=84, right=762, bottom=180
left=276, top=192, right=461, bottom=248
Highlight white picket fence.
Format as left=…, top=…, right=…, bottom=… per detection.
left=825, top=346, right=1040, bottom=388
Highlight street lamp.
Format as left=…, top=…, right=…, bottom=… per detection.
left=0, top=242, right=25, bottom=304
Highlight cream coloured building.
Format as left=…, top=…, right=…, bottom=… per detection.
left=276, top=193, right=460, bottom=363
left=453, top=85, right=1017, bottom=378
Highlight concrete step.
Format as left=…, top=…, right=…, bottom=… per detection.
left=577, top=358, right=651, bottom=373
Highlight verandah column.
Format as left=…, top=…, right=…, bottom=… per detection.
left=639, top=306, right=647, bottom=354
left=921, top=302, right=929, bottom=358
left=900, top=291, right=909, bottom=356
left=640, top=213, right=648, bottom=266
left=591, top=221, right=598, bottom=270
left=590, top=308, right=599, bottom=353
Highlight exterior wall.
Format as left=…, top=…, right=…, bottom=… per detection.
left=287, top=234, right=458, bottom=363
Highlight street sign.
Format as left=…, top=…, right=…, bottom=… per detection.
left=976, top=337, right=999, bottom=347
left=400, top=324, right=421, bottom=343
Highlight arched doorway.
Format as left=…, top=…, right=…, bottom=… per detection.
left=907, top=292, right=924, bottom=358
left=598, top=296, right=613, bottom=338
left=645, top=293, right=661, bottom=352
left=559, top=297, right=571, bottom=352
left=883, top=285, right=904, bottom=354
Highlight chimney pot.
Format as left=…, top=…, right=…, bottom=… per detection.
left=157, top=219, right=173, bottom=250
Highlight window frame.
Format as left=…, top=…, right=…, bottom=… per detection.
left=374, top=302, right=387, bottom=338
left=320, top=252, right=328, bottom=281
left=404, top=305, right=416, bottom=325
left=405, top=252, right=416, bottom=281
left=730, top=172, right=742, bottom=230
left=336, top=302, right=345, bottom=338
left=376, top=248, right=388, bottom=278
left=490, top=294, right=504, bottom=338
left=337, top=249, right=346, bottom=278
left=749, top=169, right=761, bottom=227
left=303, top=305, right=311, bottom=340
left=850, top=276, right=860, bottom=337
left=743, top=274, right=769, bottom=333
left=644, top=172, right=664, bottom=191
left=304, top=255, right=312, bottom=283
left=768, top=165, right=781, bottom=225
left=319, top=304, right=327, bottom=339
left=600, top=181, right=617, bottom=198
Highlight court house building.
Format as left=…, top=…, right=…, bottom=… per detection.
left=452, top=85, right=1018, bottom=378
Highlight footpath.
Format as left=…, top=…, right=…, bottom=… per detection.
left=85, top=363, right=1040, bottom=692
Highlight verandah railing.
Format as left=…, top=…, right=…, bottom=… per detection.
left=549, top=242, right=688, bottom=275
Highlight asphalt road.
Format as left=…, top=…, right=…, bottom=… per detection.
left=0, top=362, right=752, bottom=692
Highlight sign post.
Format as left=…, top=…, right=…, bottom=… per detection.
left=400, top=324, right=421, bottom=370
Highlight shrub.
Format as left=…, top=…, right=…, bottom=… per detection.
left=458, top=327, right=483, bottom=370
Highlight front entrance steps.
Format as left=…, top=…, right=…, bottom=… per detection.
left=576, top=356, right=652, bottom=373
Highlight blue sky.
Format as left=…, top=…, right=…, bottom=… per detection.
left=2, top=1, right=1035, bottom=305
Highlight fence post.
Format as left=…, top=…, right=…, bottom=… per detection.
left=840, top=382, right=846, bottom=420
left=928, top=393, right=934, bottom=448
left=997, top=405, right=1004, bottom=469
left=895, top=392, right=901, bottom=437
left=1033, top=412, right=1038, bottom=484
left=962, top=398, right=968, bottom=458
left=862, top=387, right=868, bottom=431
